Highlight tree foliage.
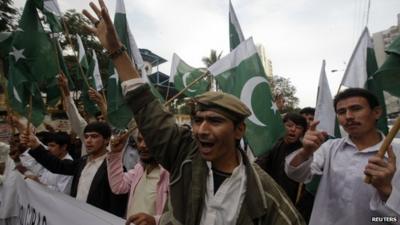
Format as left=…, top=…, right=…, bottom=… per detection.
left=61, top=10, right=109, bottom=90
left=267, top=75, right=299, bottom=112
left=202, top=49, right=223, bottom=67
left=0, top=0, right=17, bottom=32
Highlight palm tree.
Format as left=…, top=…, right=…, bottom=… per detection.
left=201, top=49, right=223, bottom=68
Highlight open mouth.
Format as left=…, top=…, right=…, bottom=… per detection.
left=199, top=141, right=215, bottom=154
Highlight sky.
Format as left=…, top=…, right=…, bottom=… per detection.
left=13, top=0, right=400, bottom=107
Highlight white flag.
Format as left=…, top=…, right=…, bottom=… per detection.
left=315, top=60, right=336, bottom=136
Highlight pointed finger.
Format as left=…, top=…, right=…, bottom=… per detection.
left=98, top=0, right=107, bottom=10
left=309, top=120, right=320, bottom=131
left=89, top=2, right=102, bottom=18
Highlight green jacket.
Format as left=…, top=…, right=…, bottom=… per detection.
left=125, top=84, right=305, bottom=225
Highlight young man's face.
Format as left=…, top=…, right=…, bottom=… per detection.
left=47, top=142, right=66, bottom=159
left=84, top=132, right=108, bottom=154
left=283, top=120, right=305, bottom=144
left=192, top=110, right=245, bottom=164
left=136, top=132, right=155, bottom=164
left=301, top=113, right=314, bottom=127
left=336, top=96, right=381, bottom=138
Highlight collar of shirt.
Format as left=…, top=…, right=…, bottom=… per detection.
left=87, top=153, right=107, bottom=165
left=343, top=132, right=385, bottom=154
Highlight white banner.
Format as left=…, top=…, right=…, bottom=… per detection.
left=0, top=171, right=125, bottom=225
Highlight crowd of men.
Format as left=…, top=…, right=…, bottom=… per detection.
left=0, top=1, right=399, bottom=224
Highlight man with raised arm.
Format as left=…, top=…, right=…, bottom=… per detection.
left=82, top=1, right=304, bottom=224
left=285, top=88, right=400, bottom=225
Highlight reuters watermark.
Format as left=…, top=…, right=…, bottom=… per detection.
left=371, top=216, right=398, bottom=223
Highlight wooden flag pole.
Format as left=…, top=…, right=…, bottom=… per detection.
left=163, top=71, right=210, bottom=106
left=364, top=116, right=400, bottom=183
left=115, top=71, right=210, bottom=141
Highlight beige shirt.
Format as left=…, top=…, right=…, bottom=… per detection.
left=76, top=154, right=107, bottom=202
left=127, top=166, right=161, bottom=217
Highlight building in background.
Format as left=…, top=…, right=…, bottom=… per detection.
left=372, top=13, right=400, bottom=117
left=256, top=44, right=273, bottom=77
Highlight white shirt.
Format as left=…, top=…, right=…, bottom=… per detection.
left=199, top=153, right=247, bottom=225
left=128, top=167, right=160, bottom=217
left=285, top=135, right=400, bottom=225
left=65, top=95, right=88, bottom=156
left=76, top=154, right=107, bottom=202
left=38, top=154, right=73, bottom=194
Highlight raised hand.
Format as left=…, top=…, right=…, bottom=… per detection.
left=88, top=88, right=105, bottom=106
left=82, top=0, right=122, bottom=53
left=57, top=72, right=70, bottom=97
left=364, top=146, right=396, bottom=201
left=110, top=131, right=130, bottom=153
left=19, top=130, right=40, bottom=150
left=302, top=120, right=328, bottom=156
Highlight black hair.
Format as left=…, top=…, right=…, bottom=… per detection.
left=299, top=107, right=315, bottom=116
left=283, top=113, right=308, bottom=131
left=84, top=122, right=111, bottom=139
left=47, top=132, right=70, bottom=147
left=36, top=131, right=51, bottom=145
left=333, top=88, right=379, bottom=111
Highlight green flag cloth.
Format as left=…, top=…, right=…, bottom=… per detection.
left=81, top=50, right=102, bottom=116
left=7, top=0, right=61, bottom=126
left=0, top=32, right=13, bottom=59
left=374, top=35, right=400, bottom=98
left=89, top=49, right=103, bottom=91
left=229, top=0, right=245, bottom=51
left=366, top=37, right=388, bottom=134
left=76, top=34, right=89, bottom=72
left=169, top=53, right=209, bottom=97
left=209, top=37, right=285, bottom=156
left=341, top=28, right=388, bottom=134
left=32, top=0, right=63, bottom=32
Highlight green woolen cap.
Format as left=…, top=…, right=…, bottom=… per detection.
left=194, top=91, right=251, bottom=122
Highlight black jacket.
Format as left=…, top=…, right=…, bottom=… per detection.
left=29, top=145, right=128, bottom=218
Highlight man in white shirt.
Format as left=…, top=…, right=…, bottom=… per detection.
left=24, top=132, right=73, bottom=194
left=285, top=88, right=400, bottom=225
left=21, top=122, right=128, bottom=217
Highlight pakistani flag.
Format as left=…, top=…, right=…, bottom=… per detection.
left=209, top=37, right=284, bottom=156
left=314, top=60, right=337, bottom=137
left=33, top=0, right=63, bottom=32
left=229, top=0, right=245, bottom=51
left=0, top=32, right=13, bottom=59
left=7, top=0, right=60, bottom=126
left=76, top=34, right=89, bottom=72
left=89, top=50, right=103, bottom=91
left=169, top=53, right=209, bottom=97
left=374, top=35, right=400, bottom=98
left=340, top=27, right=388, bottom=134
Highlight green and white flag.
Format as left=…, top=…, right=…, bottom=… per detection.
left=229, top=0, right=245, bottom=51
left=76, top=34, right=89, bottom=72
left=374, top=35, right=400, bottom=98
left=0, top=32, right=13, bottom=59
left=89, top=49, right=103, bottom=91
left=314, top=60, right=337, bottom=137
left=7, top=0, right=59, bottom=126
left=33, top=0, right=63, bottom=32
left=169, top=53, right=209, bottom=97
left=209, top=37, right=284, bottom=156
left=340, top=27, right=388, bottom=134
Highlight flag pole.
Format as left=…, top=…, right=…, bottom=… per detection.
left=364, top=116, right=400, bottom=183
left=60, top=18, right=91, bottom=88
left=163, top=71, right=210, bottom=106
left=118, top=71, right=210, bottom=138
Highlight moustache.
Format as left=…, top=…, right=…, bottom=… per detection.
left=344, top=122, right=361, bottom=127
